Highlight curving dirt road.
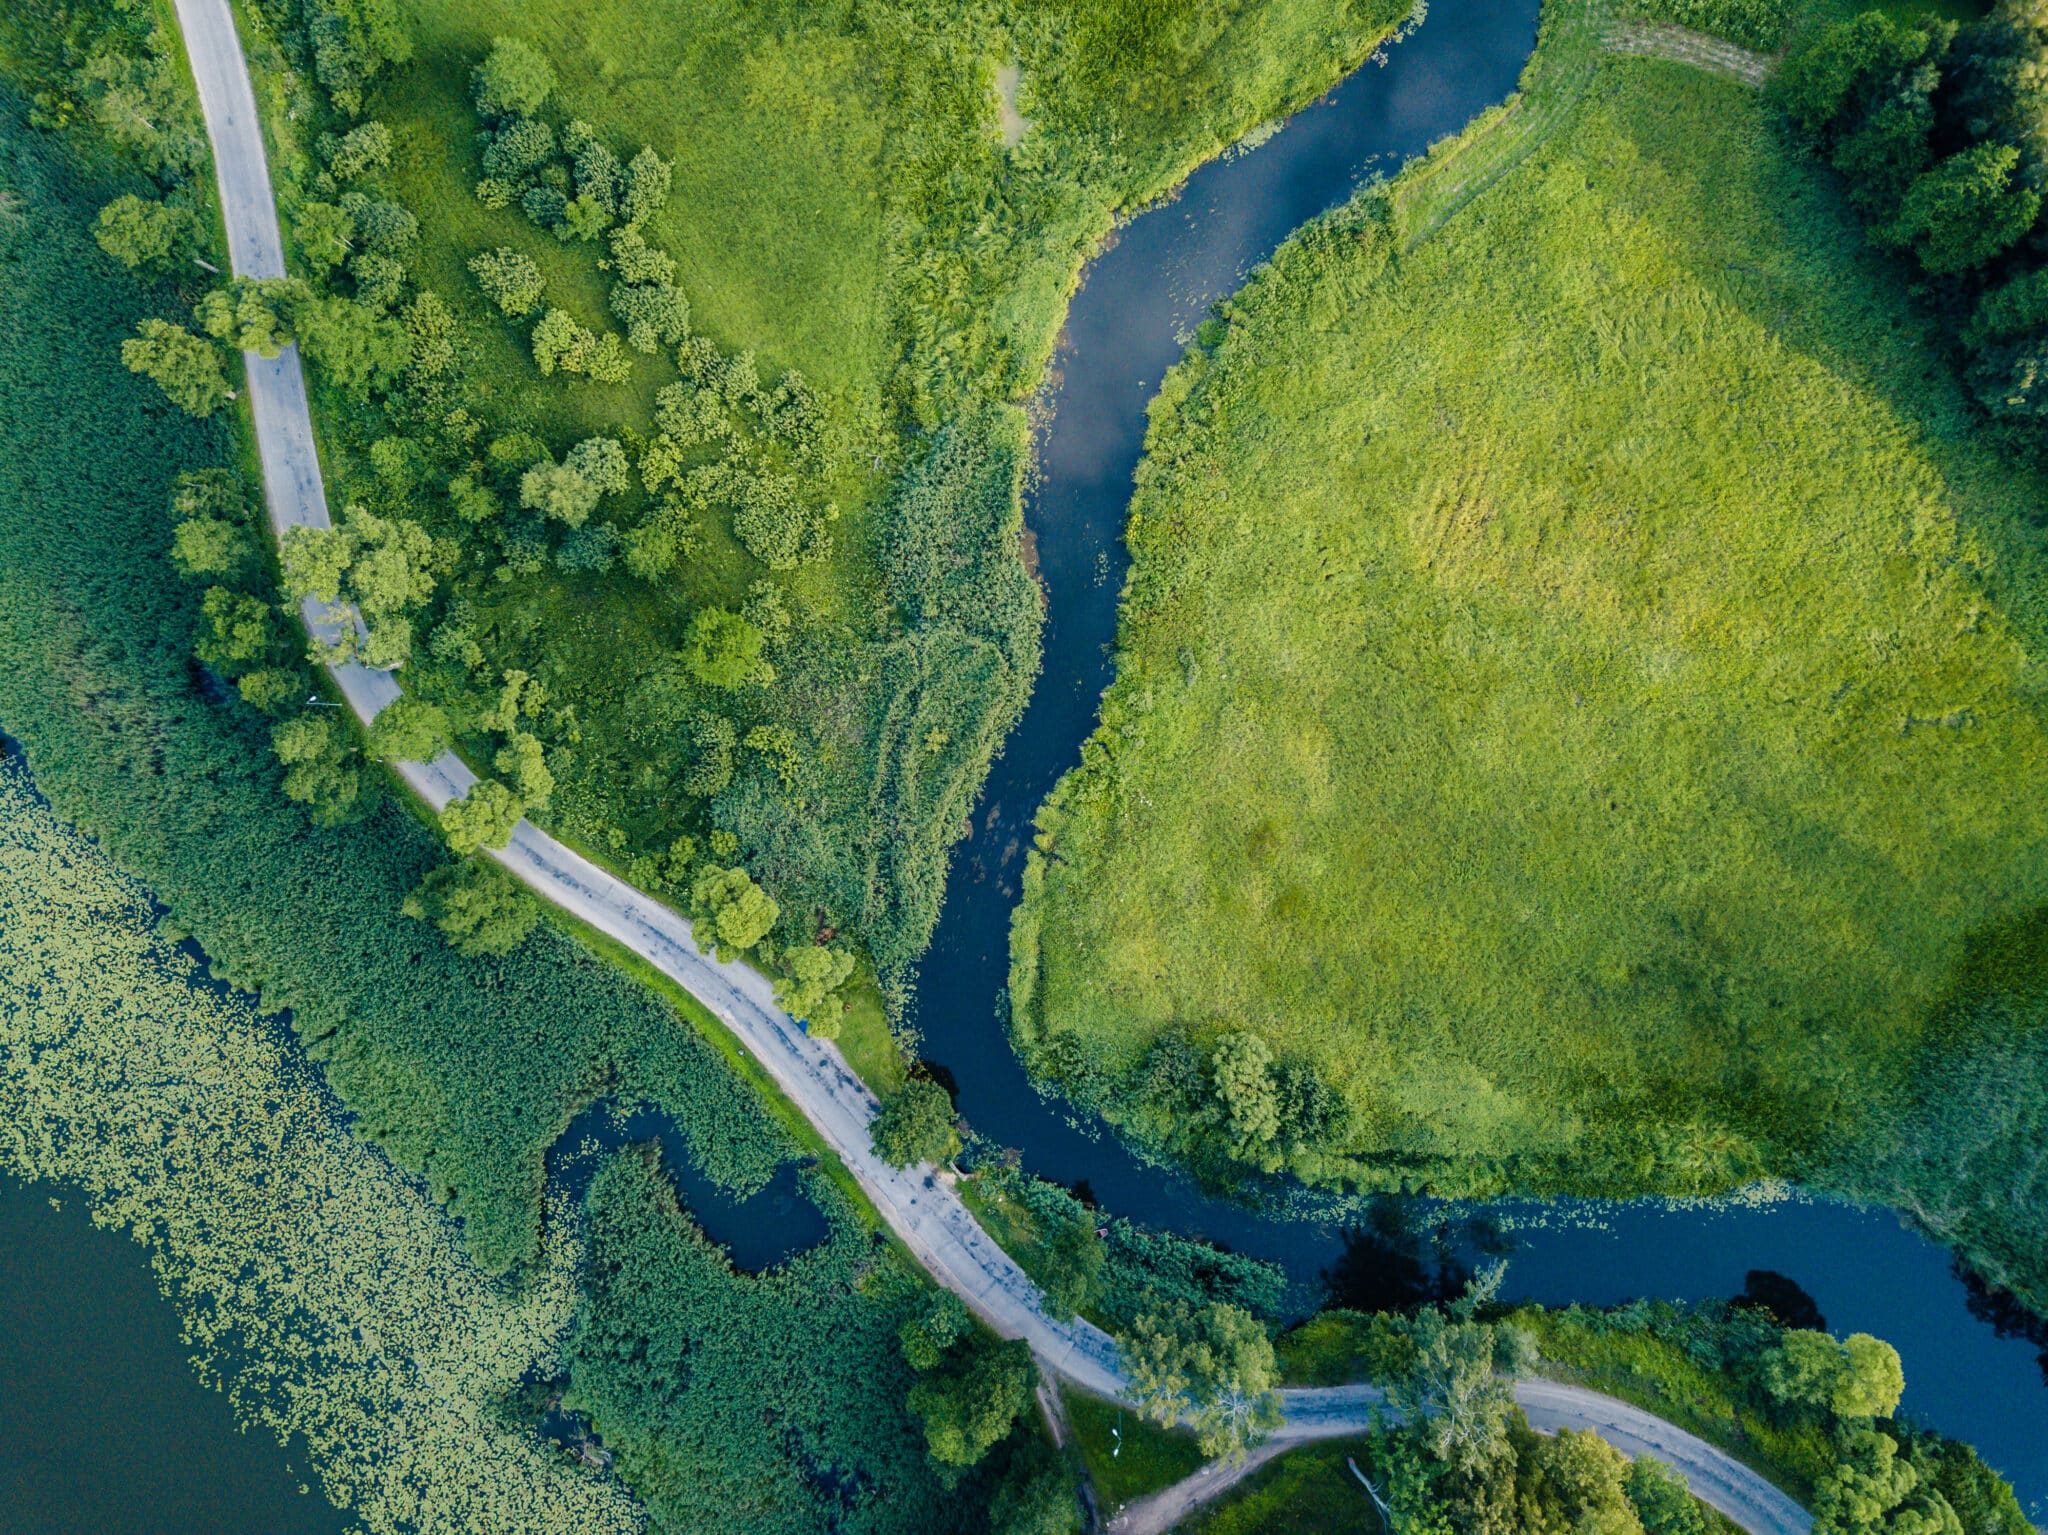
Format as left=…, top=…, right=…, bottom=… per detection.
left=170, top=1, right=1812, bottom=1529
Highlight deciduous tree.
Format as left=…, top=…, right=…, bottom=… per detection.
left=472, top=37, right=555, bottom=119
left=440, top=777, right=524, bottom=855
left=123, top=319, right=229, bottom=417
left=365, top=695, right=449, bottom=762
left=403, top=857, right=541, bottom=957
left=870, top=1078, right=960, bottom=1168
left=95, top=194, right=198, bottom=272
left=1887, top=142, right=2042, bottom=274
left=1122, top=1300, right=1282, bottom=1460
left=687, top=864, right=779, bottom=959
left=682, top=607, right=774, bottom=689
left=774, top=944, right=855, bottom=1030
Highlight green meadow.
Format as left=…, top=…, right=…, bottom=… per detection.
left=235, top=0, right=1415, bottom=987
left=1010, top=28, right=2048, bottom=1270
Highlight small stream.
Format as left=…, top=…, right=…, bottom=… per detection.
left=910, top=0, right=2048, bottom=1510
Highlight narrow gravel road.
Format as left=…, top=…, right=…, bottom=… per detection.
left=170, top=2, right=1813, bottom=1529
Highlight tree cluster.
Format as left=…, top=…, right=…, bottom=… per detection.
left=1774, top=3, right=2048, bottom=439
left=896, top=1291, right=1038, bottom=1484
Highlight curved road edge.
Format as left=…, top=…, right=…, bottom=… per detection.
left=168, top=2, right=1811, bottom=1529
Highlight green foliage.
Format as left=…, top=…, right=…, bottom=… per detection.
left=563, top=1149, right=997, bottom=1533
left=0, top=79, right=819, bottom=1339
left=1613, top=0, right=1793, bottom=49
left=365, top=694, right=449, bottom=762
left=1378, top=1280, right=1534, bottom=1478
left=968, top=1161, right=1288, bottom=1331
left=468, top=245, right=546, bottom=315
left=122, top=318, right=227, bottom=416
left=193, top=585, right=275, bottom=672
left=1627, top=1457, right=1711, bottom=1535
left=682, top=606, right=773, bottom=689
left=529, top=307, right=631, bottom=381
left=170, top=514, right=253, bottom=580
left=296, top=296, right=411, bottom=394
left=1121, top=1300, right=1282, bottom=1460
left=305, top=0, right=411, bottom=117
left=440, top=777, right=523, bottom=854
left=687, top=863, right=778, bottom=959
left=271, top=713, right=368, bottom=828
left=1814, top=1428, right=1950, bottom=1535
left=402, top=856, right=541, bottom=957
left=902, top=1316, right=1037, bottom=1479
left=1012, top=43, right=2048, bottom=1206
left=899, top=1289, right=974, bottom=1370
left=871, top=1078, right=960, bottom=1168
left=94, top=193, right=197, bottom=273
left=282, top=505, right=437, bottom=668
left=326, top=119, right=394, bottom=182
left=472, top=36, right=555, bottom=120
left=1885, top=142, right=2040, bottom=275
left=1060, top=1386, right=1207, bottom=1513
left=1179, top=1434, right=1378, bottom=1535
left=194, top=275, right=307, bottom=357
left=0, top=765, right=641, bottom=1535
left=774, top=943, right=856, bottom=1030
left=988, top=1438, right=1081, bottom=1535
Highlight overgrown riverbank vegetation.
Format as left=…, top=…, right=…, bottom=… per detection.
left=0, top=756, right=640, bottom=1534
left=0, top=42, right=1080, bottom=1532
left=88, top=0, right=1419, bottom=1037
left=1009, top=0, right=2048, bottom=1318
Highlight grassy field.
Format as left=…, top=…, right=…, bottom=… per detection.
left=1009, top=26, right=2048, bottom=1223
left=1060, top=1384, right=1207, bottom=1513
left=223, top=0, right=1414, bottom=1001
left=1181, top=1437, right=1379, bottom=1534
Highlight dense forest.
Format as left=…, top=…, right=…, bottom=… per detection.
left=1010, top=0, right=2048, bottom=1319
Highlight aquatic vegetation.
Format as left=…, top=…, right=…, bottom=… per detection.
left=0, top=757, right=642, bottom=1535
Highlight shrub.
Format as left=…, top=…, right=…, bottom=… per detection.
left=403, top=857, right=541, bottom=956
left=871, top=1079, right=959, bottom=1168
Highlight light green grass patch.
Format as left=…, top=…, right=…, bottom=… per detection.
left=1060, top=1385, right=1206, bottom=1513
left=1181, top=1437, right=1381, bottom=1535
left=1013, top=50, right=2048, bottom=1199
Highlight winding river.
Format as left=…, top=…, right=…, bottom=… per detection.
left=2, top=0, right=2044, bottom=1527
left=915, top=0, right=2048, bottom=1510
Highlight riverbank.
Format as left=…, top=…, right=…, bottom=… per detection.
left=1006, top=0, right=2048, bottom=1330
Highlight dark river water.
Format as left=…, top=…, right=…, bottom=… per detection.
left=3, top=2, right=2045, bottom=1527
left=912, top=0, right=2048, bottom=1512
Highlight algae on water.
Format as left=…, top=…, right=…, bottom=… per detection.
left=0, top=755, right=642, bottom=1535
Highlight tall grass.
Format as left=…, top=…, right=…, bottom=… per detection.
left=1011, top=41, right=2048, bottom=1255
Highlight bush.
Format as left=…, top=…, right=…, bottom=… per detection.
left=402, top=857, right=541, bottom=956
left=871, top=1079, right=960, bottom=1168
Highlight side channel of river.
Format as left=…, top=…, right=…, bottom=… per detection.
left=911, top=0, right=2048, bottom=1513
